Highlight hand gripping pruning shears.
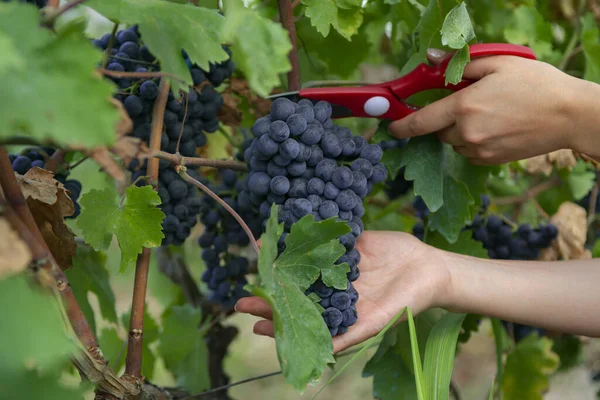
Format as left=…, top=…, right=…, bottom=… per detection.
left=269, top=43, right=536, bottom=120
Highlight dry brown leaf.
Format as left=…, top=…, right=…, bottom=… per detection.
left=16, top=168, right=77, bottom=270
left=0, top=217, right=32, bottom=278
left=539, top=202, right=588, bottom=261
left=218, top=77, right=272, bottom=127
left=110, top=136, right=151, bottom=168
left=524, top=150, right=577, bottom=176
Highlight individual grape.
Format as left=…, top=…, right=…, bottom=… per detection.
left=248, top=172, right=271, bottom=196
left=351, top=158, right=373, bottom=179
left=119, top=41, right=140, bottom=59
left=360, top=144, right=383, bottom=164
left=270, top=97, right=296, bottom=121
left=323, top=182, right=340, bottom=200
left=322, top=307, right=343, bottom=328
left=286, top=114, right=308, bottom=136
left=270, top=175, right=290, bottom=196
left=307, top=178, right=325, bottom=195
left=12, top=156, right=31, bottom=175
left=332, top=166, right=353, bottom=189
left=321, top=134, right=342, bottom=158
left=139, top=80, right=158, bottom=100
left=269, top=120, right=290, bottom=142
left=319, top=200, right=339, bottom=219
left=280, top=138, right=300, bottom=159
left=123, top=95, right=143, bottom=117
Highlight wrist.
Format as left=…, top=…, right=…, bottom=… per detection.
left=563, top=77, right=600, bottom=157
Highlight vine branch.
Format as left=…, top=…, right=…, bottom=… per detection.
left=179, top=170, right=260, bottom=255
left=152, top=150, right=247, bottom=171
left=124, top=79, right=170, bottom=379
left=100, top=69, right=187, bottom=84
left=277, top=0, right=301, bottom=91
left=492, top=178, right=561, bottom=205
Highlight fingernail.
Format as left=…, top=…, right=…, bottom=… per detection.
left=427, top=48, right=445, bottom=59
left=234, top=302, right=239, bottom=312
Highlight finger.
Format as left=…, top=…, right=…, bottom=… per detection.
left=388, top=96, right=458, bottom=139
left=462, top=55, right=506, bottom=80
left=436, top=125, right=466, bottom=146
left=253, top=320, right=275, bottom=337
left=426, top=48, right=451, bottom=65
left=235, top=297, right=274, bottom=320
left=452, top=145, right=475, bottom=158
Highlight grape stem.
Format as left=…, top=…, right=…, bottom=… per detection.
left=175, top=91, right=190, bottom=154
left=100, top=69, right=188, bottom=84
left=179, top=169, right=260, bottom=255
left=278, top=0, right=301, bottom=91
left=124, top=79, right=170, bottom=380
left=152, top=149, right=247, bottom=171
left=43, top=0, right=89, bottom=27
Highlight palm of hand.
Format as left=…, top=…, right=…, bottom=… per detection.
left=235, top=231, right=446, bottom=353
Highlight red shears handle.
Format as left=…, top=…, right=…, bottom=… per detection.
left=298, top=43, right=536, bottom=120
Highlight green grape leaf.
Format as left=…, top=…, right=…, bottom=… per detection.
left=158, top=304, right=209, bottom=393
left=1, top=369, right=88, bottom=400
left=222, top=0, right=292, bottom=97
left=252, top=205, right=351, bottom=392
left=552, top=335, right=583, bottom=371
left=502, top=333, right=559, bottom=399
left=77, top=185, right=165, bottom=273
left=441, top=2, right=475, bottom=49
left=87, top=0, right=228, bottom=95
left=66, top=245, right=117, bottom=336
left=399, top=135, right=492, bottom=242
left=302, top=0, right=364, bottom=40
left=121, top=306, right=160, bottom=380
left=0, top=274, right=78, bottom=374
left=295, top=17, right=370, bottom=78
left=581, top=13, right=600, bottom=84
left=445, top=45, right=470, bottom=84
left=563, top=161, right=596, bottom=201
left=98, top=327, right=126, bottom=372
left=426, top=230, right=489, bottom=258
left=503, top=6, right=557, bottom=62
left=0, top=4, right=119, bottom=148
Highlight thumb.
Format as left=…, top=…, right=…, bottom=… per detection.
left=426, top=48, right=452, bottom=65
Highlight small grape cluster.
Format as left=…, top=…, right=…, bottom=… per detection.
left=9, top=147, right=82, bottom=219
left=182, top=47, right=235, bottom=88
left=198, top=168, right=263, bottom=308
left=93, top=26, right=233, bottom=245
left=242, top=97, right=388, bottom=336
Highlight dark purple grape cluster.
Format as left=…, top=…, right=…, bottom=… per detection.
left=8, top=147, right=82, bottom=219
left=182, top=46, right=235, bottom=88
left=92, top=26, right=233, bottom=245
left=198, top=168, right=263, bottom=308
left=466, top=214, right=558, bottom=260
left=241, top=97, right=388, bottom=336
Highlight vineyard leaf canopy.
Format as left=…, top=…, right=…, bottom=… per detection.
left=66, top=245, right=118, bottom=335
left=301, top=0, right=364, bottom=40
left=0, top=3, right=119, bottom=148
left=398, top=135, right=490, bottom=243
left=158, top=304, right=210, bottom=393
left=86, top=0, right=228, bottom=95
left=440, top=2, right=476, bottom=84
left=581, top=13, right=600, bottom=84
left=501, top=334, right=559, bottom=398
left=77, top=185, right=165, bottom=273
left=253, top=205, right=350, bottom=392
left=221, top=0, right=292, bottom=97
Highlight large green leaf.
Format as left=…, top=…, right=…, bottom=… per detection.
left=501, top=333, right=559, bottom=400
left=66, top=245, right=117, bottom=336
left=77, top=185, right=165, bottom=273
left=221, top=0, right=292, bottom=97
left=503, top=6, right=557, bottom=62
left=301, top=0, right=364, bottom=40
left=87, top=0, right=228, bottom=95
left=158, top=304, right=209, bottom=393
left=252, top=205, right=350, bottom=392
left=0, top=3, right=119, bottom=147
left=581, top=13, right=600, bottom=84
left=422, top=312, right=467, bottom=400
left=398, top=135, right=491, bottom=242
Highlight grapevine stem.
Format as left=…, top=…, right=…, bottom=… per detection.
left=180, top=170, right=260, bottom=255
left=492, top=178, right=561, bottom=205
left=175, top=91, right=189, bottom=154
left=100, top=69, right=187, bottom=84
left=152, top=149, right=247, bottom=171
left=278, top=0, right=301, bottom=91
left=0, top=147, right=104, bottom=360
left=43, top=0, right=89, bottom=26
left=124, top=79, right=169, bottom=379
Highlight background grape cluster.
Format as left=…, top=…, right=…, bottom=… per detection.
left=93, top=25, right=233, bottom=246
left=240, top=97, right=388, bottom=336
left=197, top=166, right=263, bottom=308
left=9, top=147, right=83, bottom=219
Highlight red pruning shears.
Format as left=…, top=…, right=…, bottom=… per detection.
left=269, top=43, right=536, bottom=120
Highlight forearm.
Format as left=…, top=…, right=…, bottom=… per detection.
left=566, top=77, right=600, bottom=159
left=439, top=251, right=600, bottom=336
